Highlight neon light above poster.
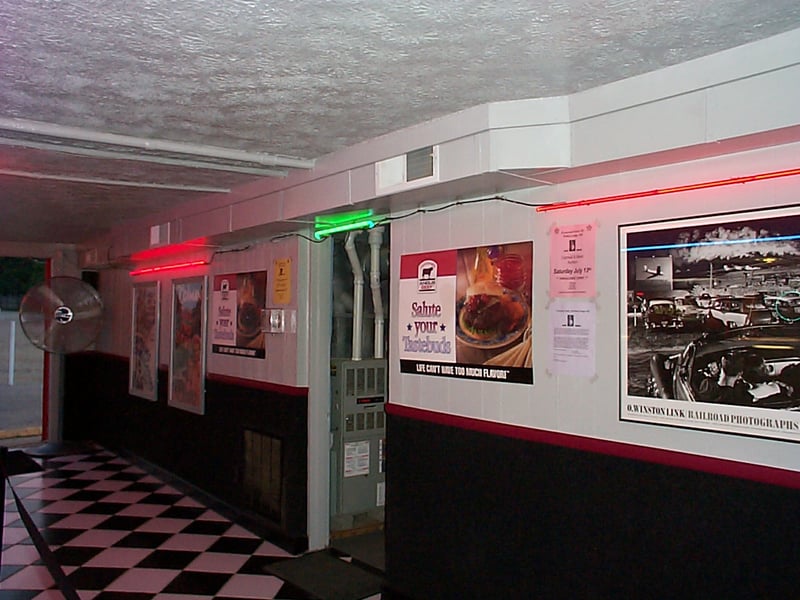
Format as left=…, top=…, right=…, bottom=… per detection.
left=538, top=167, right=800, bottom=212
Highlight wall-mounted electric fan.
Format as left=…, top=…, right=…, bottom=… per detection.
left=18, top=276, right=103, bottom=354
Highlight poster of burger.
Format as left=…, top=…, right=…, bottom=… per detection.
left=399, top=241, right=533, bottom=384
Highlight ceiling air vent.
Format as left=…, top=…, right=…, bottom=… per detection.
left=80, top=248, right=100, bottom=269
left=79, top=246, right=111, bottom=269
left=376, top=145, right=439, bottom=192
left=406, top=145, right=435, bottom=181
left=150, top=222, right=170, bottom=248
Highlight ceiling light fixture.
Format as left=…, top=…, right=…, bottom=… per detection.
left=536, top=167, right=800, bottom=212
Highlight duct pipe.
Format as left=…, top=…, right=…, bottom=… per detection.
left=0, top=137, right=289, bottom=177
left=344, top=231, right=364, bottom=361
left=368, top=227, right=385, bottom=359
left=0, top=169, right=230, bottom=193
left=0, top=117, right=315, bottom=169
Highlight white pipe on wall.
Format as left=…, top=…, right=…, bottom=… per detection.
left=368, top=227, right=385, bottom=359
left=345, top=231, right=364, bottom=361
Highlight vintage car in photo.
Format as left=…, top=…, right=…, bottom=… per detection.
left=673, top=295, right=703, bottom=329
left=647, top=324, right=800, bottom=409
left=765, top=293, right=800, bottom=323
left=643, top=298, right=684, bottom=330
left=701, top=295, right=774, bottom=331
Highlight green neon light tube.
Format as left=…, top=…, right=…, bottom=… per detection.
left=313, top=219, right=376, bottom=240
left=315, top=209, right=374, bottom=227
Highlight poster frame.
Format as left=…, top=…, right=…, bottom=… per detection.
left=129, top=280, right=160, bottom=401
left=169, top=276, right=207, bottom=415
left=210, top=270, right=267, bottom=359
left=619, top=205, right=800, bottom=443
left=399, top=241, right=534, bottom=385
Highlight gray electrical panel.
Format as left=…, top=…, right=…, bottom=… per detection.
left=330, top=358, right=387, bottom=530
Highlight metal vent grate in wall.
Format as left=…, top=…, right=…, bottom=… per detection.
left=149, top=222, right=170, bottom=247
left=376, top=365, right=385, bottom=392
left=406, top=146, right=434, bottom=181
left=343, top=363, right=386, bottom=395
left=243, top=429, right=282, bottom=520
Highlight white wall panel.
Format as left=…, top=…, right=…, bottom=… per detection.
left=438, top=133, right=489, bottom=183
left=283, top=172, right=353, bottom=221
left=390, top=142, right=800, bottom=474
left=494, top=198, right=536, bottom=248
left=230, top=190, right=284, bottom=232
left=570, top=29, right=800, bottom=123
left=444, top=199, right=484, bottom=249
left=116, top=227, right=150, bottom=261
left=348, top=164, right=377, bottom=206
left=572, top=91, right=707, bottom=166
left=95, top=268, right=133, bottom=357
left=707, top=66, right=800, bottom=142
left=487, top=97, right=568, bottom=129
left=180, top=206, right=230, bottom=242
left=446, top=377, right=483, bottom=420
left=418, top=204, right=453, bottom=251
left=489, top=124, right=570, bottom=171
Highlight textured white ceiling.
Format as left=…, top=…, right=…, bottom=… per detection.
left=1, top=1, right=800, bottom=245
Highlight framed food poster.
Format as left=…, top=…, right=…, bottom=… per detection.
left=129, top=281, right=160, bottom=400
left=399, top=242, right=533, bottom=384
left=169, top=276, right=207, bottom=415
left=620, top=206, right=800, bottom=442
left=211, top=271, right=267, bottom=358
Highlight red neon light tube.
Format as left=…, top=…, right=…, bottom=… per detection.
left=536, top=167, right=800, bottom=212
left=130, top=260, right=208, bottom=276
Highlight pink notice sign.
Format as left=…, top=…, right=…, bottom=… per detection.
left=550, top=223, right=596, bottom=297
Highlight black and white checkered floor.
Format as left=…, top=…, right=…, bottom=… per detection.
left=1, top=446, right=382, bottom=599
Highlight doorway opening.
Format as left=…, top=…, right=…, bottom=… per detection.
left=329, top=227, right=389, bottom=545
left=0, top=257, right=45, bottom=444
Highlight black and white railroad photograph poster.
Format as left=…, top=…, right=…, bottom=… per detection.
left=620, top=206, right=800, bottom=442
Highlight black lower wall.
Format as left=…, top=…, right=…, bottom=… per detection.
left=386, top=411, right=800, bottom=600
left=63, top=352, right=308, bottom=552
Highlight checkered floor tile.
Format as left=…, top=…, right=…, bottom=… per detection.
left=1, top=447, right=381, bottom=599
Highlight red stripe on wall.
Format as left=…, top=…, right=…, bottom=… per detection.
left=386, top=403, right=800, bottom=489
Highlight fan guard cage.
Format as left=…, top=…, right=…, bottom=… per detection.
left=18, top=276, right=104, bottom=354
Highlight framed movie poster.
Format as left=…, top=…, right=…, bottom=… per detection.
left=129, top=281, right=160, bottom=400
left=620, top=206, right=800, bottom=442
left=169, top=276, right=207, bottom=415
left=399, top=242, right=533, bottom=384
